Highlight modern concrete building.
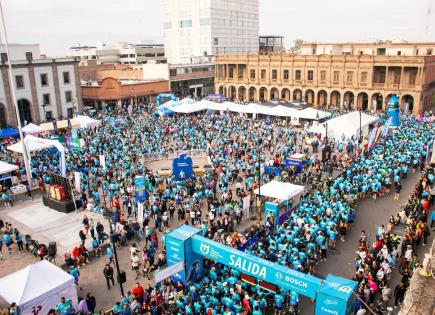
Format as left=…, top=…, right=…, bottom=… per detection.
left=0, top=44, right=81, bottom=128
left=215, top=53, right=435, bottom=114
left=169, top=63, right=214, bottom=98
left=69, top=42, right=167, bottom=65
left=162, top=0, right=259, bottom=64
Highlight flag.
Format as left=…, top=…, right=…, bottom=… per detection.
left=382, top=117, right=393, bottom=137
left=367, top=127, right=378, bottom=149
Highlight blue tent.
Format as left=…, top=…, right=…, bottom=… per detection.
left=0, top=128, right=19, bottom=138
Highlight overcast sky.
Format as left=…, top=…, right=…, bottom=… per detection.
left=2, top=0, right=434, bottom=56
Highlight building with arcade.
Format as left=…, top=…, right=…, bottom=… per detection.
left=215, top=41, right=435, bottom=114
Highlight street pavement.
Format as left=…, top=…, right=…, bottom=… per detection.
left=300, top=170, right=435, bottom=315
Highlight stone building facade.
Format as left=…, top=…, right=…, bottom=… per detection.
left=215, top=54, right=435, bottom=114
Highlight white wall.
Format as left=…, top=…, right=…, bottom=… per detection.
left=0, top=44, right=40, bottom=61
left=56, top=65, right=77, bottom=117
left=141, top=64, right=169, bottom=81
left=34, top=66, right=57, bottom=119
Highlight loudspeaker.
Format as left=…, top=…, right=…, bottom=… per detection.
left=48, top=241, right=57, bottom=256
left=117, top=271, right=126, bottom=284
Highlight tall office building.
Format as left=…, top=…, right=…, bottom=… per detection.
left=162, top=0, right=259, bottom=65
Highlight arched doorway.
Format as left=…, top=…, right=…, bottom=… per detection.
left=259, top=87, right=268, bottom=102
left=357, top=92, right=369, bottom=111
left=270, top=88, right=279, bottom=100
left=317, top=90, right=327, bottom=107
left=371, top=93, right=383, bottom=111
left=248, top=87, right=257, bottom=102
left=238, top=86, right=247, bottom=101
left=0, top=103, right=6, bottom=129
left=330, top=91, right=341, bottom=108
left=229, top=86, right=236, bottom=99
left=281, top=88, right=291, bottom=101
left=401, top=95, right=414, bottom=114
left=219, top=86, right=225, bottom=96
left=17, top=99, right=32, bottom=124
left=305, top=89, right=315, bottom=105
left=343, top=91, right=354, bottom=110
left=293, top=89, right=302, bottom=101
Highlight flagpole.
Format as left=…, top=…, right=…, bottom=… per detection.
left=0, top=0, right=32, bottom=187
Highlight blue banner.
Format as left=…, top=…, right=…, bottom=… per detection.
left=191, top=235, right=322, bottom=299
left=382, top=117, right=393, bottom=138
left=315, top=274, right=358, bottom=315
left=172, top=154, right=194, bottom=180
left=134, top=176, right=146, bottom=202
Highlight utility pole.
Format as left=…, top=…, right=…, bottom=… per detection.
left=0, top=0, right=32, bottom=187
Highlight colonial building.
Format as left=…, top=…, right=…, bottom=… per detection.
left=215, top=53, right=435, bottom=114
left=79, top=62, right=170, bottom=110
left=0, top=44, right=82, bottom=128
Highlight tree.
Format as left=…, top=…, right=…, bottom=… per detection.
left=290, top=39, right=304, bottom=53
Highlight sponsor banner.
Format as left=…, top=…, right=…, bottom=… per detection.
left=191, top=235, right=322, bottom=299
left=154, top=261, right=184, bottom=284
left=134, top=176, right=146, bottom=202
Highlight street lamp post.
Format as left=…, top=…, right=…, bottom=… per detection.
left=41, top=104, right=48, bottom=121
left=257, top=138, right=262, bottom=222
left=359, top=110, right=362, bottom=144
left=101, top=187, right=125, bottom=296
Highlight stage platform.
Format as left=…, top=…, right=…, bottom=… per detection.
left=42, top=194, right=78, bottom=213
left=5, top=201, right=109, bottom=256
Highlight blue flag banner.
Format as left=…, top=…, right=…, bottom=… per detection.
left=382, top=117, right=393, bottom=138
left=134, top=176, right=146, bottom=202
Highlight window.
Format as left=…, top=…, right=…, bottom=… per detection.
left=163, top=21, right=172, bottom=29
left=63, top=72, right=71, bottom=84
left=145, top=53, right=155, bottom=57
left=40, top=73, right=48, bottom=86
left=428, top=49, right=433, bottom=56
left=179, top=20, right=192, bottom=28
left=307, top=70, right=313, bottom=81
left=271, top=69, right=277, bottom=80
left=360, top=71, right=367, bottom=83
left=170, top=69, right=177, bottom=76
left=45, top=111, right=52, bottom=120
left=346, top=71, right=353, bottom=83
left=333, top=71, right=340, bottom=82
left=43, top=93, right=51, bottom=105
left=283, top=70, right=289, bottom=80
left=200, top=18, right=210, bottom=26
left=129, top=54, right=135, bottom=58
left=260, top=69, right=266, bottom=80
left=15, top=75, right=24, bottom=89
left=65, top=91, right=72, bottom=102
left=229, top=67, right=234, bottom=79
left=67, top=108, right=73, bottom=118
left=250, top=69, right=256, bottom=79
left=295, top=70, right=301, bottom=81
left=409, top=72, right=416, bottom=85
left=320, top=70, right=326, bottom=82
left=157, top=53, right=165, bottom=57
left=397, top=51, right=402, bottom=56
left=377, top=48, right=386, bottom=56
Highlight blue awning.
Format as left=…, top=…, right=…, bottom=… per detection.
left=0, top=128, right=19, bottom=138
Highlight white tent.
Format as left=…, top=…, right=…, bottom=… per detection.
left=7, top=135, right=66, bottom=176
left=7, top=139, right=52, bottom=154
left=253, top=180, right=305, bottom=201
left=0, top=161, right=19, bottom=175
left=75, top=115, right=101, bottom=129
left=0, top=260, right=77, bottom=315
left=298, top=107, right=331, bottom=120
left=309, top=111, right=379, bottom=140
left=22, top=123, right=44, bottom=135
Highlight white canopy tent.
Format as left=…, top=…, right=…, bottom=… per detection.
left=308, top=111, right=379, bottom=140
left=0, top=161, right=19, bottom=175
left=22, top=123, right=44, bottom=135
left=253, top=180, right=305, bottom=201
left=7, top=135, right=66, bottom=176
left=75, top=115, right=101, bottom=129
left=298, top=107, right=331, bottom=120
left=0, top=260, right=77, bottom=315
